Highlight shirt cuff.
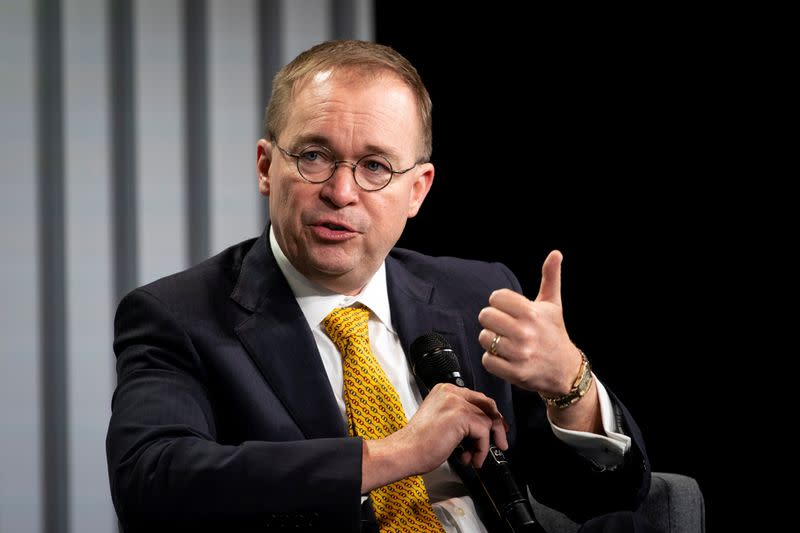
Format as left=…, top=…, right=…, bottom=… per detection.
left=548, top=375, right=631, bottom=469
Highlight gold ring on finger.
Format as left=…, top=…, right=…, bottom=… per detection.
left=489, top=333, right=502, bottom=355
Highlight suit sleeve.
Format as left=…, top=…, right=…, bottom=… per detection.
left=106, top=288, right=364, bottom=532
left=510, top=386, right=651, bottom=523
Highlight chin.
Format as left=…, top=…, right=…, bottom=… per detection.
left=306, top=255, right=355, bottom=278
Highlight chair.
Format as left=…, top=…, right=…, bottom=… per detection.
left=531, top=472, right=705, bottom=532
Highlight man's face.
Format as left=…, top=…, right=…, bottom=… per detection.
left=257, top=70, right=434, bottom=295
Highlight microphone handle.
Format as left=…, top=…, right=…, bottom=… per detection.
left=478, top=444, right=545, bottom=532
left=408, top=338, right=547, bottom=533
left=441, top=373, right=545, bottom=532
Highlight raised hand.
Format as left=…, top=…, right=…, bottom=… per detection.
left=478, top=250, right=584, bottom=398
left=477, top=250, right=601, bottom=431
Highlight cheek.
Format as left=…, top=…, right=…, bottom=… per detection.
left=269, top=181, right=299, bottom=222
left=370, top=198, right=410, bottom=244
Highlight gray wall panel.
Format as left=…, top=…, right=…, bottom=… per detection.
left=332, top=0, right=373, bottom=41
left=63, top=1, right=115, bottom=532
left=353, top=0, right=373, bottom=41
left=110, top=0, right=139, bottom=301
left=0, top=1, right=373, bottom=528
left=282, top=0, right=332, bottom=63
left=209, top=0, right=262, bottom=254
left=0, top=4, right=43, bottom=532
left=183, top=0, right=211, bottom=265
left=135, top=0, right=187, bottom=284
left=37, top=0, right=69, bottom=529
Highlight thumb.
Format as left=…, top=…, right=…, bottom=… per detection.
left=535, top=250, right=563, bottom=305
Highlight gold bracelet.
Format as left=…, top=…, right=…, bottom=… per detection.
left=539, top=350, right=593, bottom=409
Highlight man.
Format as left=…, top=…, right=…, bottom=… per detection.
left=107, top=40, right=656, bottom=532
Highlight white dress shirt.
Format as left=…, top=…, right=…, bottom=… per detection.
left=269, top=228, right=630, bottom=532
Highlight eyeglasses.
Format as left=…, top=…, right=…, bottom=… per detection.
left=273, top=141, right=419, bottom=192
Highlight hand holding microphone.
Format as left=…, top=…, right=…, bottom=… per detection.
left=410, top=332, right=544, bottom=532
left=392, top=364, right=509, bottom=474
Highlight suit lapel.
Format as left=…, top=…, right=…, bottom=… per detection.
left=386, top=255, right=477, bottom=392
left=231, top=229, right=346, bottom=439
left=386, top=255, right=506, bottom=530
left=229, top=237, right=480, bottom=437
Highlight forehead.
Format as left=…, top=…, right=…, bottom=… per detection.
left=294, top=65, right=407, bottom=99
left=284, top=69, right=422, bottom=143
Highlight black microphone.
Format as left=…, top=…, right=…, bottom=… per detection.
left=410, top=332, right=545, bottom=533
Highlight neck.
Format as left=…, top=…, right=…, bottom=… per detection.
left=304, top=270, right=367, bottom=296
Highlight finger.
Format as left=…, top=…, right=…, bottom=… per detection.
left=534, top=250, right=563, bottom=306
left=486, top=288, right=534, bottom=320
left=468, top=421, right=491, bottom=469
left=459, top=388, right=504, bottom=420
left=482, top=350, right=519, bottom=383
left=432, top=385, right=505, bottom=428
left=454, top=391, right=507, bottom=467
left=447, top=400, right=492, bottom=467
left=460, top=448, right=472, bottom=466
left=478, top=328, right=511, bottom=358
left=491, top=416, right=509, bottom=451
left=478, top=305, right=522, bottom=339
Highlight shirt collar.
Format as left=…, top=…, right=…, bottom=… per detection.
left=269, top=226, right=395, bottom=332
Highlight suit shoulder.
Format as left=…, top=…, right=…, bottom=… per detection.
left=120, top=236, right=258, bottom=307
left=388, top=247, right=519, bottom=292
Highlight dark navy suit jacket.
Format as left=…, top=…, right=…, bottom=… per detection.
left=106, top=226, right=651, bottom=532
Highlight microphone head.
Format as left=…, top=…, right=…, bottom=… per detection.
left=409, top=332, right=462, bottom=388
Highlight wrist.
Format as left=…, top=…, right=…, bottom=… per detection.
left=539, top=349, right=593, bottom=409
left=360, top=433, right=414, bottom=494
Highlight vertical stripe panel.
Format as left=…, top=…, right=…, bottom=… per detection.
left=0, top=3, right=43, bottom=532
left=256, top=0, right=282, bottom=226
left=209, top=0, right=261, bottom=254
left=37, top=0, right=69, bottom=531
left=63, top=1, right=115, bottom=532
left=110, top=0, right=138, bottom=300
left=281, top=0, right=332, bottom=63
left=1, top=3, right=369, bottom=531
left=256, top=0, right=282, bottom=139
left=332, top=0, right=373, bottom=42
left=135, top=0, right=187, bottom=283
left=184, top=0, right=210, bottom=265
left=331, top=0, right=355, bottom=39
left=352, top=0, right=373, bottom=41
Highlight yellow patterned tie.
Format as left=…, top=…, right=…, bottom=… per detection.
left=323, top=306, right=445, bottom=533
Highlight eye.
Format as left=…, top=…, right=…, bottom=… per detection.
left=297, top=145, right=333, bottom=171
left=359, top=156, right=392, bottom=174
left=298, top=146, right=333, bottom=168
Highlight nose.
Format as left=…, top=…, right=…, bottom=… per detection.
left=320, top=162, right=360, bottom=207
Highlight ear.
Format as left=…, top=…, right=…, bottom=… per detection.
left=257, top=138, right=272, bottom=197
left=406, top=162, right=435, bottom=218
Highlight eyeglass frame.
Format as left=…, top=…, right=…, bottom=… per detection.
left=271, top=138, right=423, bottom=192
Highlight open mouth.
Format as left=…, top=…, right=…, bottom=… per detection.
left=311, top=220, right=358, bottom=241
left=322, top=222, right=349, bottom=231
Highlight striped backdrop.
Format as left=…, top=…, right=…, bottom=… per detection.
left=0, top=1, right=373, bottom=532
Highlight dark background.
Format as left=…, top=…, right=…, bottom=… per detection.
left=377, top=5, right=738, bottom=531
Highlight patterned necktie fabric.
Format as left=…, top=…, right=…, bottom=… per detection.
left=323, top=306, right=445, bottom=533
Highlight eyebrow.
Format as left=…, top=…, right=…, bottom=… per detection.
left=291, top=133, right=402, bottom=163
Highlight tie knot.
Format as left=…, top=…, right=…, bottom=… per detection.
left=323, top=306, right=370, bottom=350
